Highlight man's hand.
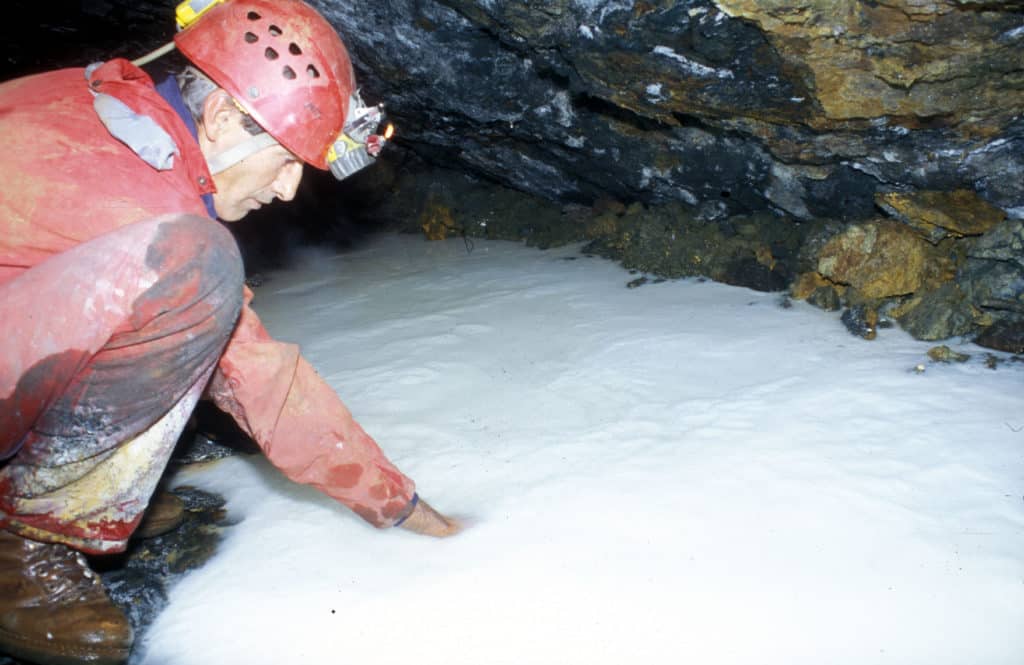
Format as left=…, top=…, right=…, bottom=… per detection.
left=398, top=497, right=462, bottom=537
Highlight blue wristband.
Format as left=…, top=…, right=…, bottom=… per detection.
left=393, top=493, right=419, bottom=527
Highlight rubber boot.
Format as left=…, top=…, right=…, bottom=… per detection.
left=0, top=529, right=132, bottom=665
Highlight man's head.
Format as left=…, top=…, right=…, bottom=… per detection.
left=178, top=66, right=303, bottom=221
left=172, top=0, right=377, bottom=220
left=197, top=89, right=305, bottom=222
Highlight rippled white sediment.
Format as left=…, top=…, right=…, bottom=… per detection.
left=141, top=235, right=1024, bottom=665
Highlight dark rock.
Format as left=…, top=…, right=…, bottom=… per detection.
left=974, top=318, right=1024, bottom=354
left=983, top=351, right=1024, bottom=370
left=173, top=431, right=256, bottom=465
left=963, top=123, right=1024, bottom=214
left=969, top=218, right=1024, bottom=267
left=721, top=256, right=788, bottom=293
left=83, top=485, right=230, bottom=665
left=897, top=283, right=979, bottom=340
left=927, top=345, right=971, bottom=363
left=803, top=166, right=880, bottom=222
left=795, top=220, right=845, bottom=274
left=696, top=200, right=730, bottom=224
left=807, top=285, right=842, bottom=312
left=172, top=401, right=261, bottom=465
left=584, top=203, right=803, bottom=290
left=293, top=1, right=1024, bottom=224
left=959, top=258, right=1024, bottom=327
left=957, top=216, right=1024, bottom=337
left=841, top=306, right=878, bottom=340
left=374, top=163, right=580, bottom=248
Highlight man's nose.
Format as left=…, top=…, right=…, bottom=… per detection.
left=273, top=162, right=303, bottom=202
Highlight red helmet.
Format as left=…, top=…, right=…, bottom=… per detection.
left=174, top=0, right=355, bottom=170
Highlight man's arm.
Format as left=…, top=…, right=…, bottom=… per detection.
left=207, top=289, right=457, bottom=532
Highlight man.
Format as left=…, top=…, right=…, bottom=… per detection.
left=0, top=1, right=458, bottom=663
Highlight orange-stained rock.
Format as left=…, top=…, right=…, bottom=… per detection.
left=790, top=271, right=829, bottom=300
left=817, top=219, right=930, bottom=298
left=713, top=0, right=1024, bottom=134
left=420, top=199, right=459, bottom=241
left=875, top=189, right=1007, bottom=242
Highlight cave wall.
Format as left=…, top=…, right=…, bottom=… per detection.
left=312, top=0, right=1024, bottom=219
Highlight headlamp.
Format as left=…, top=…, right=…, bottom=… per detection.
left=327, top=91, right=393, bottom=181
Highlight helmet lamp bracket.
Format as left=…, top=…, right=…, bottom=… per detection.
left=327, top=92, right=391, bottom=181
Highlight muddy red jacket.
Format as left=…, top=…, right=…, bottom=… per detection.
left=0, top=60, right=416, bottom=527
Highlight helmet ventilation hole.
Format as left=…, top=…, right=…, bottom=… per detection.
left=282, top=66, right=297, bottom=80
left=289, top=43, right=303, bottom=56
left=265, top=47, right=279, bottom=60
left=268, top=25, right=283, bottom=37
left=246, top=11, right=261, bottom=21
left=306, top=64, right=320, bottom=79
left=244, top=32, right=258, bottom=44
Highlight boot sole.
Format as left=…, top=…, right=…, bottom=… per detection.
left=0, top=624, right=130, bottom=665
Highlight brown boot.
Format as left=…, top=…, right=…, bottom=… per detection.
left=133, top=490, right=186, bottom=540
left=0, top=530, right=133, bottom=665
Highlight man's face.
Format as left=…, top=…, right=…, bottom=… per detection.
left=211, top=143, right=304, bottom=222
left=198, top=91, right=305, bottom=222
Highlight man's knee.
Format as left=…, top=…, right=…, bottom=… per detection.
left=146, top=214, right=243, bottom=292
left=134, top=215, right=244, bottom=333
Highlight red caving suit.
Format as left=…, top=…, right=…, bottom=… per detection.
left=0, top=60, right=415, bottom=553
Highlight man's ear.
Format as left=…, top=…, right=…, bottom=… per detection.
left=200, top=90, right=242, bottom=143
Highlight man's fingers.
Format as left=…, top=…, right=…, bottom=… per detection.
left=398, top=498, right=465, bottom=537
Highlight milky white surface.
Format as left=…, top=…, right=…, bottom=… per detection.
left=142, top=235, right=1024, bottom=665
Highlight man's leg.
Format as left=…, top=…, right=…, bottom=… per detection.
left=0, top=214, right=243, bottom=664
